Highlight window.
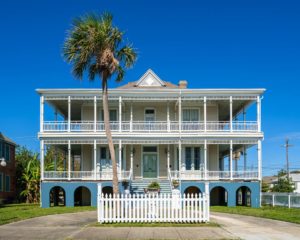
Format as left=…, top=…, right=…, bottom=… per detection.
left=5, top=145, right=10, bottom=162
left=100, top=109, right=117, bottom=121
left=185, top=147, right=202, bottom=170
left=100, top=147, right=107, bottom=159
left=145, top=109, right=155, bottom=122
left=5, top=175, right=10, bottom=192
left=183, top=109, right=199, bottom=121
left=0, top=172, right=3, bottom=192
left=143, top=146, right=157, bottom=153
left=185, top=147, right=192, bottom=170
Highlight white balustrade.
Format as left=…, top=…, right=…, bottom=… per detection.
left=43, top=121, right=258, bottom=133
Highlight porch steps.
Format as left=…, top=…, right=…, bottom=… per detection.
left=130, top=179, right=172, bottom=195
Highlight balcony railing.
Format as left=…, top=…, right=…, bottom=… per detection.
left=43, top=121, right=258, bottom=133
left=43, top=170, right=131, bottom=181
left=170, top=170, right=258, bottom=180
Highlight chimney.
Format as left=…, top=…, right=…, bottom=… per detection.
left=178, top=80, right=188, bottom=89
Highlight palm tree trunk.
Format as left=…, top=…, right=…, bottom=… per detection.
left=102, top=78, right=119, bottom=195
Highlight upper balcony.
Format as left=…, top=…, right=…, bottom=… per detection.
left=37, top=87, right=264, bottom=138
left=42, top=120, right=258, bottom=134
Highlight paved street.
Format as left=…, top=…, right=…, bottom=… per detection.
left=0, top=210, right=300, bottom=239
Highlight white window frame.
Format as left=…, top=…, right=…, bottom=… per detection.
left=144, top=108, right=156, bottom=122
left=182, top=107, right=201, bottom=122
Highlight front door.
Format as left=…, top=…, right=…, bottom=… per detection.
left=143, top=154, right=157, bottom=178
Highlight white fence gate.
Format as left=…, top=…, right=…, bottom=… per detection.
left=261, top=192, right=300, bottom=208
left=97, top=191, right=209, bottom=223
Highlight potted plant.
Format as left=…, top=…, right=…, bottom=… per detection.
left=147, top=181, right=161, bottom=193
left=172, top=179, right=180, bottom=189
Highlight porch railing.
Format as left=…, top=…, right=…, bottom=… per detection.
left=169, top=170, right=258, bottom=180
left=43, top=121, right=258, bottom=133
left=43, top=170, right=131, bottom=181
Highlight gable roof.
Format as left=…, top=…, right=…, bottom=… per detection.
left=118, top=69, right=178, bottom=89
left=0, top=132, right=17, bottom=146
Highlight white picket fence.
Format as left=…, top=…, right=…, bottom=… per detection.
left=97, top=193, right=209, bottom=223
left=261, top=192, right=300, bottom=208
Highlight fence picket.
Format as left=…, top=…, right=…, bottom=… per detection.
left=98, top=192, right=208, bottom=223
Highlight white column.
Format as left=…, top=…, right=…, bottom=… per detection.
left=130, top=103, right=133, bottom=132
left=257, top=96, right=261, bottom=132
left=68, top=140, right=71, bottom=180
left=230, top=96, right=233, bottom=132
left=40, top=96, right=44, bottom=132
left=94, top=140, right=97, bottom=180
left=167, top=102, right=170, bottom=132
left=178, top=96, right=182, bottom=133
left=94, top=96, right=97, bottom=132
left=130, top=145, right=133, bottom=172
left=167, top=144, right=170, bottom=170
left=243, top=145, right=247, bottom=172
left=230, top=140, right=233, bottom=180
left=204, top=97, right=207, bottom=132
left=40, top=140, right=44, bottom=180
left=258, top=140, right=262, bottom=180
left=68, top=96, right=71, bottom=132
left=178, top=140, right=182, bottom=171
left=119, top=96, right=122, bottom=132
left=119, top=140, right=122, bottom=174
left=205, top=181, right=210, bottom=221
left=204, top=140, right=207, bottom=180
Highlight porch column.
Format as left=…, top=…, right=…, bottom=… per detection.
left=119, top=96, right=122, bottom=132
left=230, top=96, right=233, bottom=132
left=205, top=182, right=210, bottom=221
left=257, top=96, right=261, bottom=132
left=167, top=102, right=170, bottom=132
left=167, top=144, right=170, bottom=170
left=230, top=140, right=233, bottom=180
left=204, top=97, right=207, bottom=132
left=119, top=140, right=122, bottom=175
left=243, top=107, right=246, bottom=130
left=258, top=140, right=262, bottom=180
left=68, top=140, right=71, bottom=180
left=178, top=140, right=182, bottom=171
left=40, top=140, right=44, bottom=180
left=178, top=96, right=182, bottom=133
left=130, top=103, right=133, bottom=132
left=130, top=145, right=133, bottom=173
left=204, top=140, right=207, bottom=180
left=68, top=96, right=71, bottom=132
left=94, top=96, right=97, bottom=132
left=40, top=96, right=44, bottom=132
left=243, top=145, right=247, bottom=172
left=94, top=140, right=97, bottom=180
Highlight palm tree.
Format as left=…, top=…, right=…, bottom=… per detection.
left=63, top=13, right=137, bottom=194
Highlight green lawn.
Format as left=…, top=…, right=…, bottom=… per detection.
left=211, top=206, right=300, bottom=224
left=0, top=204, right=96, bottom=225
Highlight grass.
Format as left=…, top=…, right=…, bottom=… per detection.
left=211, top=206, right=300, bottom=224
left=0, top=203, right=96, bottom=225
left=92, top=222, right=219, bottom=227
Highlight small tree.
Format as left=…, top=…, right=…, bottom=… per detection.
left=271, top=169, right=295, bottom=193
left=261, top=181, right=270, bottom=192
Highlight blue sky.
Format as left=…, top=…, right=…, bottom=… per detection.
left=0, top=0, right=299, bottom=176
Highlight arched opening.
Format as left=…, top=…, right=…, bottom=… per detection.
left=102, top=186, right=113, bottom=196
left=50, top=186, right=65, bottom=207
left=236, top=186, right=251, bottom=207
left=74, top=186, right=91, bottom=206
left=210, top=186, right=228, bottom=206
left=184, top=186, right=201, bottom=196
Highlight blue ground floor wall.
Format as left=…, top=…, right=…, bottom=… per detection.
left=41, top=181, right=260, bottom=208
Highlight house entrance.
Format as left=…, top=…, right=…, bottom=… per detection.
left=142, top=146, right=158, bottom=178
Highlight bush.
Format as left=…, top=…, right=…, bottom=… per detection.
left=148, top=181, right=160, bottom=189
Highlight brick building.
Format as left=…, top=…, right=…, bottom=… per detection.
left=0, top=132, right=16, bottom=203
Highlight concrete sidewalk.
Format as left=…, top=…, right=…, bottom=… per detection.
left=0, top=211, right=234, bottom=240
left=1, top=210, right=300, bottom=239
